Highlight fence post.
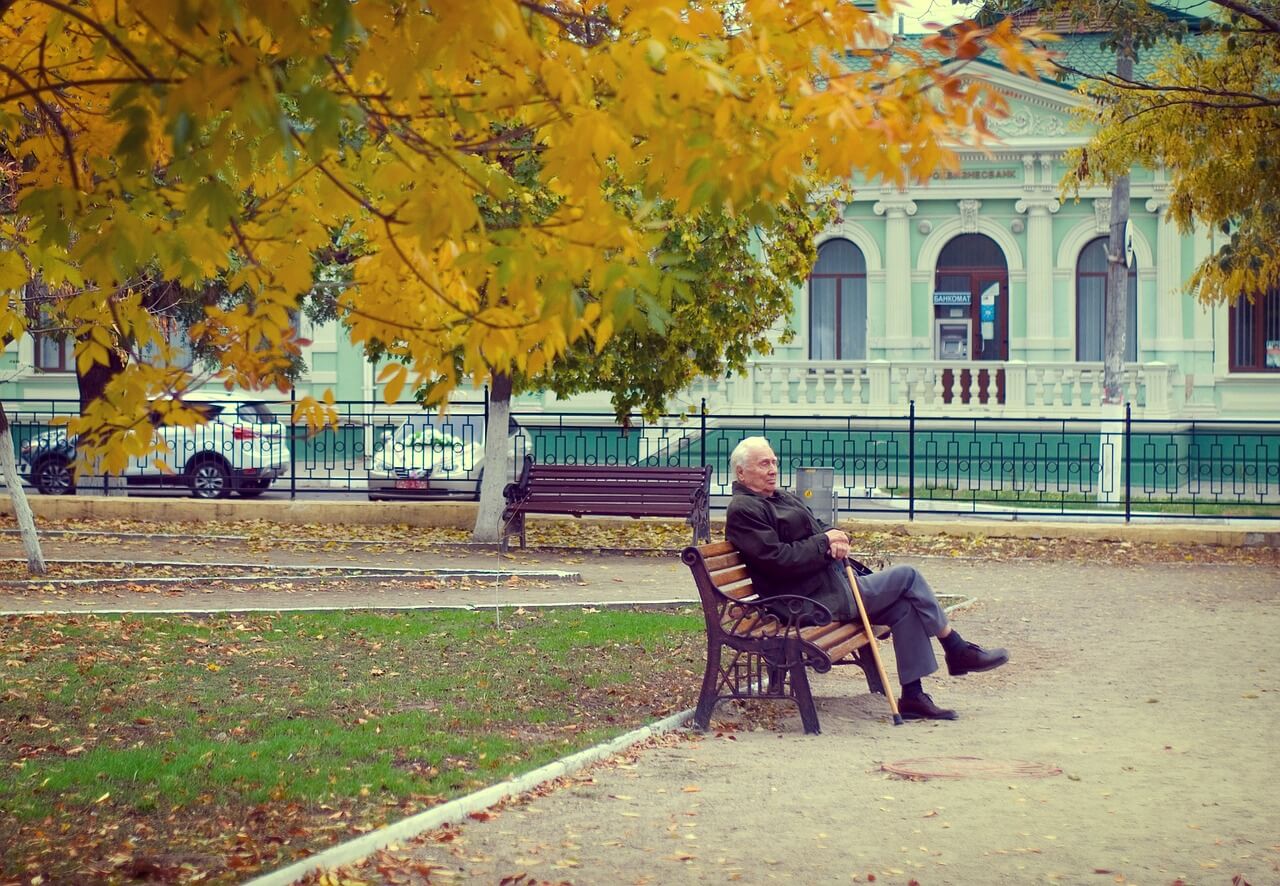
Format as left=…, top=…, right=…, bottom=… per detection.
left=288, top=387, right=297, bottom=500
left=1124, top=401, right=1132, bottom=523
left=700, top=398, right=707, bottom=468
left=908, top=399, right=916, bottom=522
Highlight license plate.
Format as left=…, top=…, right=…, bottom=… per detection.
left=394, top=479, right=430, bottom=490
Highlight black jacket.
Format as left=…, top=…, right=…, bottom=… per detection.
left=724, top=481, right=856, bottom=621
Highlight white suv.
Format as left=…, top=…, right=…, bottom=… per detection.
left=19, top=394, right=291, bottom=499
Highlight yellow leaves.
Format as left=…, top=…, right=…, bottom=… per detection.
left=0, top=250, right=27, bottom=292
left=594, top=314, right=615, bottom=354
left=0, top=0, right=1052, bottom=419
left=378, top=363, right=410, bottom=406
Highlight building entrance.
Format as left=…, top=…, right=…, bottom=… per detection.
left=934, top=234, right=1009, bottom=404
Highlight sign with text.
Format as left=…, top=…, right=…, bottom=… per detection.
left=933, top=291, right=971, bottom=306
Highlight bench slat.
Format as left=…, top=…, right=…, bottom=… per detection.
left=717, top=582, right=756, bottom=601
left=711, top=565, right=752, bottom=587
left=703, top=551, right=743, bottom=572
left=696, top=540, right=736, bottom=558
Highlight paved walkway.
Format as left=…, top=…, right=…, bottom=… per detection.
left=316, top=555, right=1278, bottom=886
left=0, top=533, right=693, bottom=612
left=4, top=529, right=1279, bottom=885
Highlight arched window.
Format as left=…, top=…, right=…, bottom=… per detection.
left=934, top=233, right=1008, bottom=364
left=809, top=239, right=866, bottom=360
left=1229, top=285, right=1280, bottom=371
left=1076, top=238, right=1137, bottom=362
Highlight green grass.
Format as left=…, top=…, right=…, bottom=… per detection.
left=0, top=608, right=704, bottom=884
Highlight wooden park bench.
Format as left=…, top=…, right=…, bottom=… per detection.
left=501, top=457, right=712, bottom=550
left=681, top=540, right=898, bottom=734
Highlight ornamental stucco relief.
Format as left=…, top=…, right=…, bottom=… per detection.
left=990, top=108, right=1067, bottom=137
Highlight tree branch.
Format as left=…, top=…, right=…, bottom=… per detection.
left=30, top=0, right=156, bottom=79
left=1211, top=0, right=1280, bottom=35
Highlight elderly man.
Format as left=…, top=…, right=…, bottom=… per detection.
left=724, top=436, right=1008, bottom=721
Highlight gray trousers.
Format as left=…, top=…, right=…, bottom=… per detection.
left=852, top=565, right=948, bottom=686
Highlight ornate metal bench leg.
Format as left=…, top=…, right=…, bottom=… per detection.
left=790, top=663, right=821, bottom=735
left=766, top=663, right=784, bottom=694
left=856, top=649, right=886, bottom=696
left=693, top=693, right=719, bottom=731
left=693, top=640, right=723, bottom=731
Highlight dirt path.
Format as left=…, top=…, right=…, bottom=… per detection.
left=0, top=536, right=692, bottom=611
left=3, top=534, right=1278, bottom=884
left=329, top=559, right=1280, bottom=886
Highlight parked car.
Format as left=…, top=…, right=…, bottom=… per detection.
left=18, top=394, right=291, bottom=499
left=367, top=415, right=527, bottom=501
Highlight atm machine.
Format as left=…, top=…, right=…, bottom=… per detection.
left=934, top=306, right=971, bottom=360
left=932, top=290, right=971, bottom=360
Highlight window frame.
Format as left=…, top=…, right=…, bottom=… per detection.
left=1075, top=237, right=1137, bottom=363
left=1228, top=287, right=1280, bottom=373
left=32, top=331, right=75, bottom=373
left=808, top=239, right=867, bottom=361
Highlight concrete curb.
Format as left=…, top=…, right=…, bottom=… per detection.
left=242, top=708, right=695, bottom=886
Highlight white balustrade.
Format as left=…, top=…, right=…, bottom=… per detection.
left=684, top=359, right=1179, bottom=417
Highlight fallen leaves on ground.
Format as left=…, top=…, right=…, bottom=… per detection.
left=2, top=516, right=1276, bottom=567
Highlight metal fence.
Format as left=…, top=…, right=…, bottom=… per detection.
left=5, top=396, right=1279, bottom=521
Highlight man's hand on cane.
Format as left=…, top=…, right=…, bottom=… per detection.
left=825, top=528, right=851, bottom=560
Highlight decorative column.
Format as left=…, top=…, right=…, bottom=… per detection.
left=873, top=193, right=918, bottom=355
left=1015, top=195, right=1060, bottom=353
left=1146, top=192, right=1182, bottom=352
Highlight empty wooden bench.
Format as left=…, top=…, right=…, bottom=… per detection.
left=681, top=540, right=896, bottom=734
left=501, top=457, right=712, bottom=550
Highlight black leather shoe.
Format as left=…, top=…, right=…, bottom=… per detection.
left=898, top=693, right=958, bottom=720
left=945, top=641, right=1009, bottom=676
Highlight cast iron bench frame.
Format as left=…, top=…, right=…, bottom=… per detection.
left=681, top=539, right=892, bottom=734
left=501, top=457, right=712, bottom=550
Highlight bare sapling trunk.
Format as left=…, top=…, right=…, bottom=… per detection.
left=1099, top=38, right=1135, bottom=506
left=1102, top=43, right=1134, bottom=407
left=0, top=404, right=46, bottom=574
left=471, top=372, right=514, bottom=544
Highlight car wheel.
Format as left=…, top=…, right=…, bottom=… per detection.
left=33, top=456, right=75, bottom=495
left=188, top=458, right=232, bottom=499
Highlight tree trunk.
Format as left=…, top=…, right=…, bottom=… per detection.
left=75, top=338, right=129, bottom=494
left=0, top=404, right=47, bottom=575
left=76, top=345, right=125, bottom=413
left=1098, top=37, right=1135, bottom=506
left=1102, top=42, right=1135, bottom=407
left=471, top=372, right=513, bottom=544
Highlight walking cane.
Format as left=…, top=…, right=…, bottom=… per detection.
left=845, top=564, right=904, bottom=726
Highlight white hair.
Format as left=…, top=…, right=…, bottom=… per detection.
left=730, top=436, right=773, bottom=478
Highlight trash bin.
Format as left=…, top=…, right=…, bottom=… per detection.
left=795, top=465, right=837, bottom=525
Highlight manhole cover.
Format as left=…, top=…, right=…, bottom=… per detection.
left=882, top=756, right=1062, bottom=781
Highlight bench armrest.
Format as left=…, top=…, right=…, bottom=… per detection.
left=715, top=591, right=834, bottom=636
left=502, top=454, right=534, bottom=505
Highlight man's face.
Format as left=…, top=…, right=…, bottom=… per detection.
left=738, top=445, right=779, bottom=495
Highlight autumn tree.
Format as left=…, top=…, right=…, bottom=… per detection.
left=1064, top=1, right=1280, bottom=309
left=1, top=0, right=1050, bottom=478
left=976, top=1, right=1280, bottom=308
left=468, top=183, right=837, bottom=542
